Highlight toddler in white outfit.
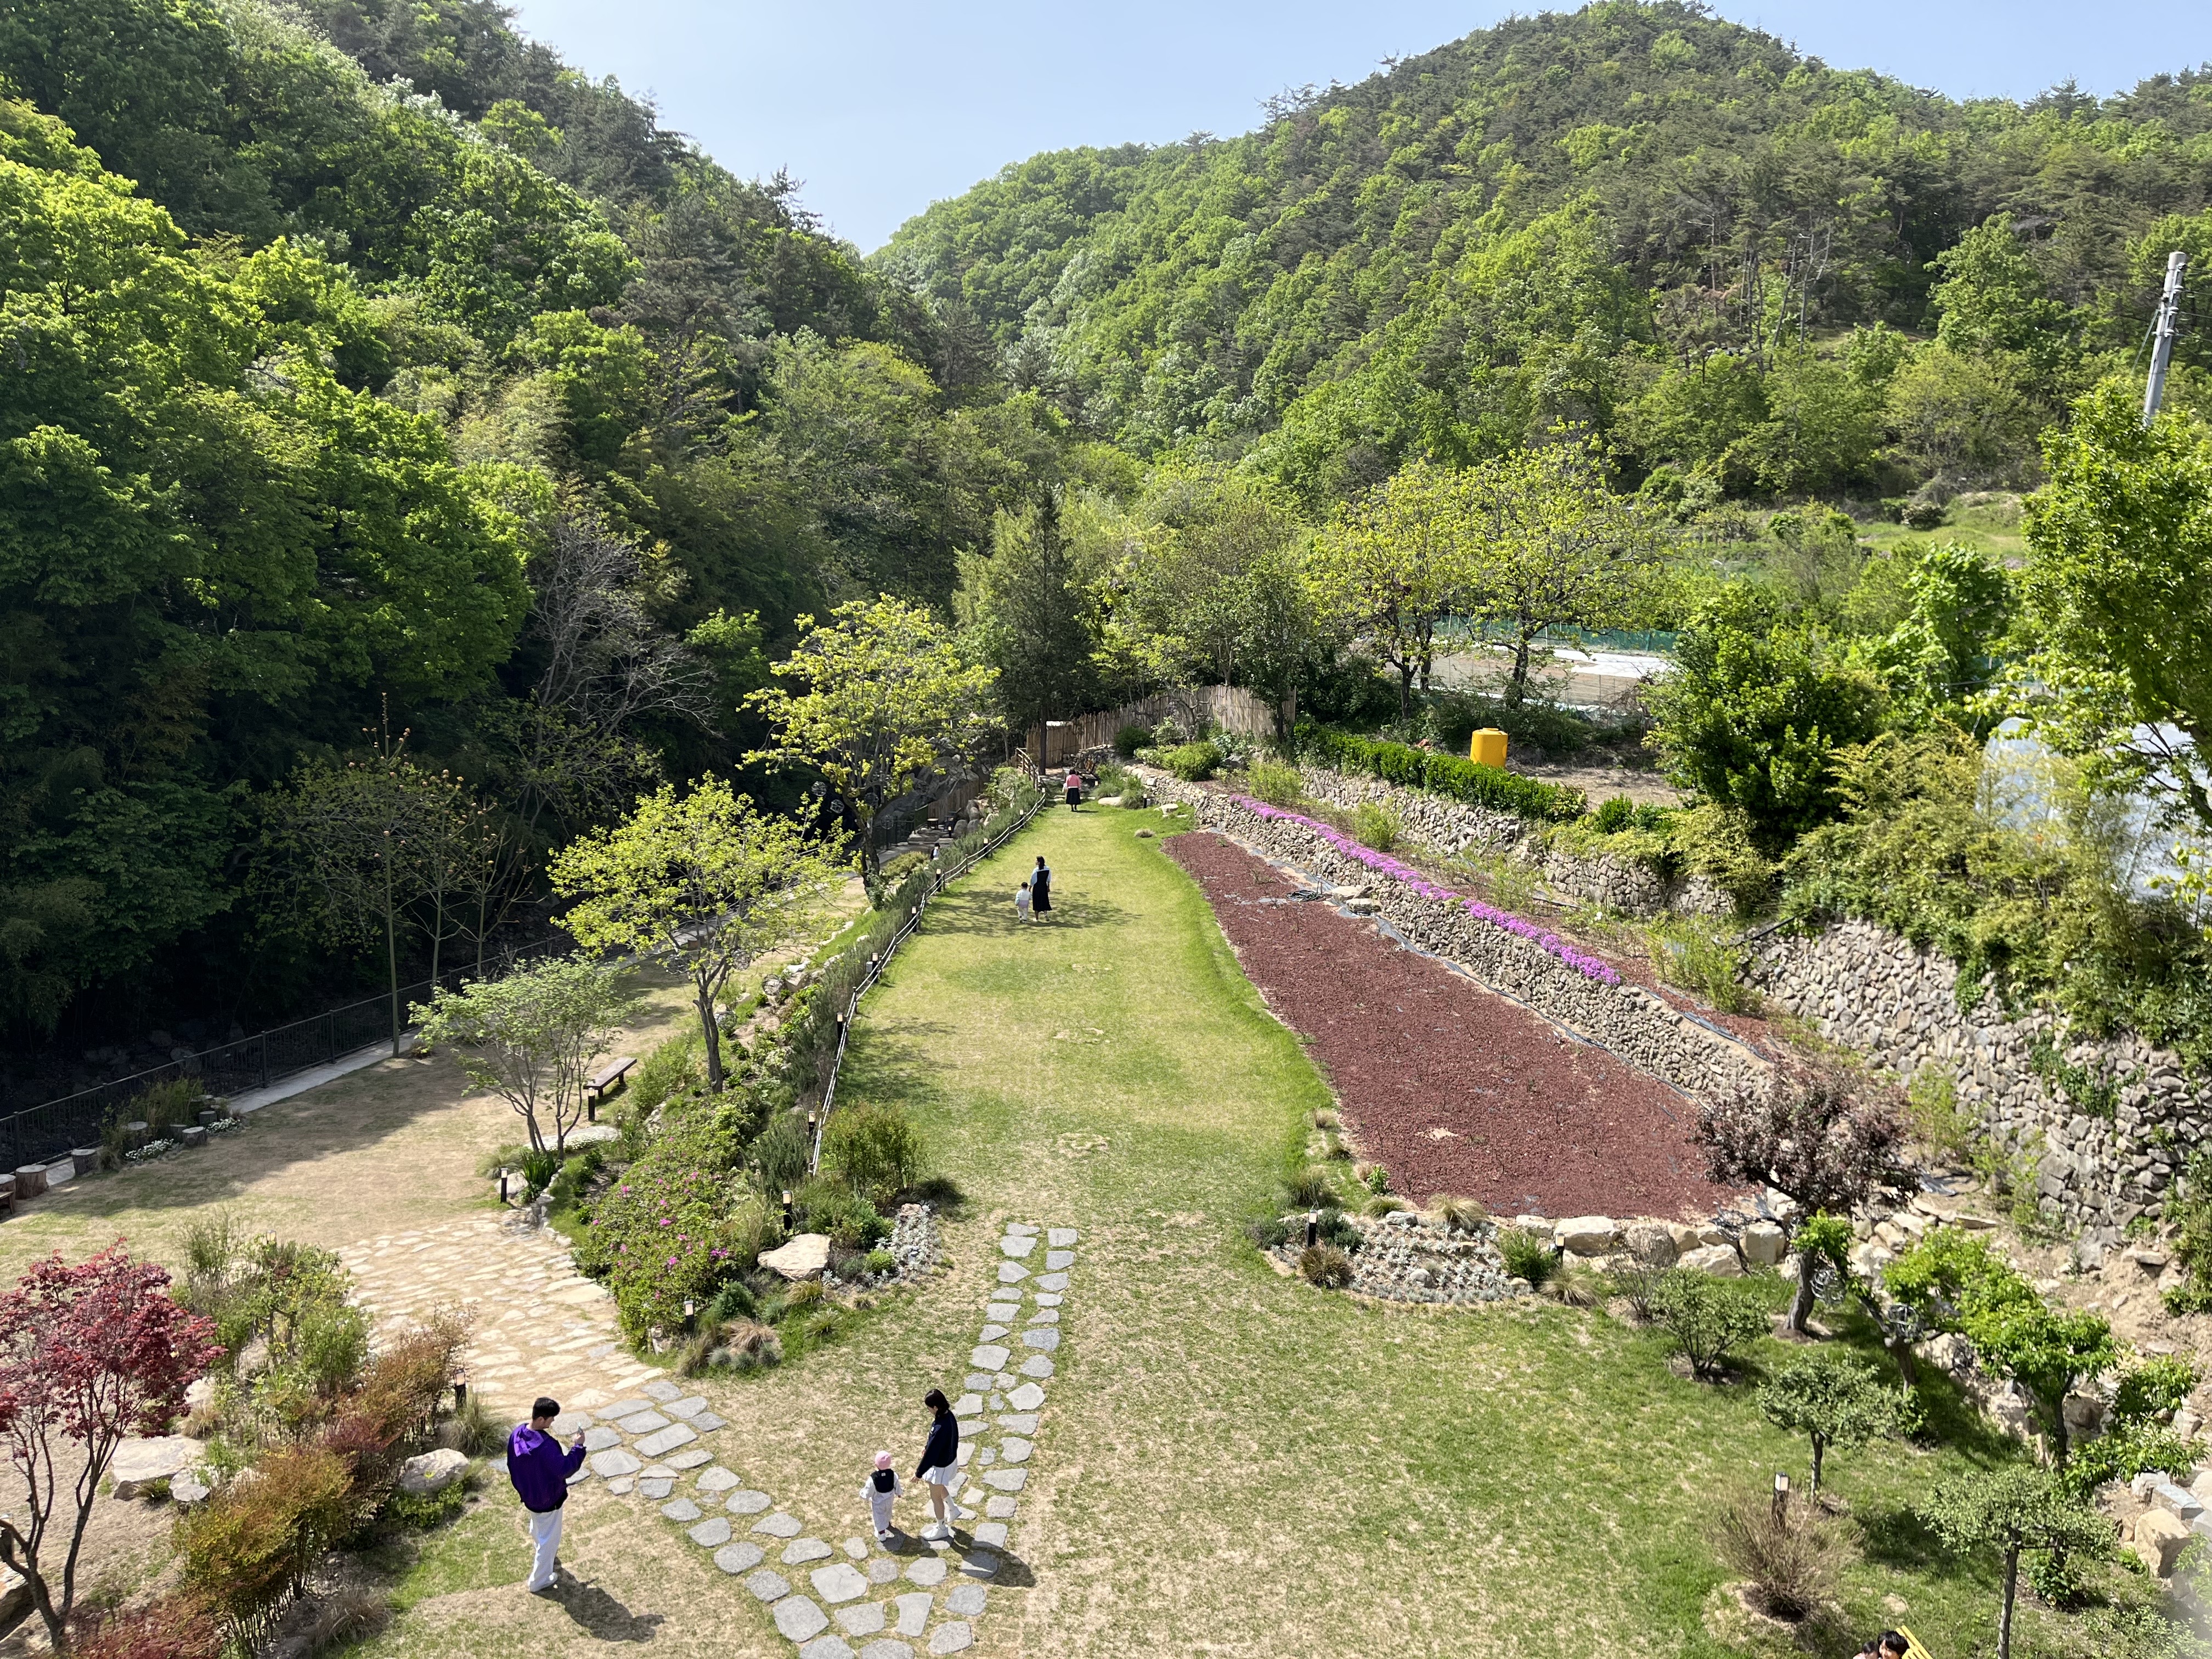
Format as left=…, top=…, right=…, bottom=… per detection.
left=864, top=1451, right=904, bottom=1540
left=1014, top=881, right=1033, bottom=922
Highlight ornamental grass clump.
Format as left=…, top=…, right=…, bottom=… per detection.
left=1280, top=1165, right=1338, bottom=1209
left=1431, top=1194, right=1487, bottom=1232
left=1299, top=1245, right=1353, bottom=1288
left=1234, top=798, right=1622, bottom=984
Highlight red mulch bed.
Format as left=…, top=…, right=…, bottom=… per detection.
left=1167, top=828, right=1738, bottom=1221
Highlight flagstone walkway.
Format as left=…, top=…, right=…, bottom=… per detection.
left=342, top=1211, right=1077, bottom=1659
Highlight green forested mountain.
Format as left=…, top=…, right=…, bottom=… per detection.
left=0, top=0, right=1093, bottom=1052
left=881, top=0, right=2212, bottom=506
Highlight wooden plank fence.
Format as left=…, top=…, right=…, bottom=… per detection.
left=1030, top=686, right=1285, bottom=765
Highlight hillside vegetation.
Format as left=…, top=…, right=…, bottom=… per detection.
left=883, top=0, right=2212, bottom=507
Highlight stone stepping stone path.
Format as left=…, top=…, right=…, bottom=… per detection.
left=601, top=1217, right=1078, bottom=1659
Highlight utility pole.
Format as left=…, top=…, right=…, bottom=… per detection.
left=2143, top=250, right=2188, bottom=426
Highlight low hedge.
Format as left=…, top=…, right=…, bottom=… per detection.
left=1292, top=721, right=1585, bottom=822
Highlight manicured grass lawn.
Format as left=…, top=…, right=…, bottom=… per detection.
left=827, top=805, right=2113, bottom=1659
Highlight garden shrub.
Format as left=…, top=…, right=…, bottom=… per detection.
left=751, top=1113, right=814, bottom=1197
left=1906, top=1065, right=1979, bottom=1164
left=1712, top=1487, right=1844, bottom=1620
left=1298, top=1245, right=1353, bottom=1288
left=380, top=1481, right=467, bottom=1532
left=1651, top=1269, right=1769, bottom=1380
left=795, top=1176, right=889, bottom=1249
left=1245, top=759, right=1304, bottom=806
left=822, top=1102, right=922, bottom=1205
left=1496, top=1227, right=1559, bottom=1287
left=130, top=1077, right=210, bottom=1139
left=1113, top=723, right=1149, bottom=759
left=1293, top=721, right=1585, bottom=822
left=862, top=1248, right=896, bottom=1276
left=575, top=1105, right=748, bottom=1340
left=1317, top=1207, right=1362, bottom=1250
left=1610, top=1260, right=1666, bottom=1322
left=630, top=1030, right=706, bottom=1114
left=72, top=1596, right=225, bottom=1659
left=1644, top=916, right=1755, bottom=1013
left=1350, top=800, right=1402, bottom=853
left=1161, top=741, right=1223, bottom=781
left=179, top=1444, right=360, bottom=1645
left=1360, top=1161, right=1392, bottom=1195
left=1246, top=1216, right=1289, bottom=1249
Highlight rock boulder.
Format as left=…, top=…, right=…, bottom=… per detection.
left=2137, top=1507, right=2193, bottom=1575
left=399, top=1448, right=470, bottom=1496
left=1742, top=1220, right=1787, bottom=1265
left=1553, top=1216, right=1619, bottom=1256
left=759, top=1233, right=832, bottom=1280
left=1677, top=1244, right=1743, bottom=1278
left=1621, top=1222, right=1677, bottom=1267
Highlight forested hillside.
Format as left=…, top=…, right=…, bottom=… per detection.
left=883, top=0, right=2212, bottom=508
left=0, top=0, right=1102, bottom=1060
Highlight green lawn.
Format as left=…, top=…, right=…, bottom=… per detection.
left=338, top=802, right=2152, bottom=1658
left=828, top=805, right=2102, bottom=1659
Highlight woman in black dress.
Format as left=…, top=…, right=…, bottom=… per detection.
left=1030, top=855, right=1052, bottom=919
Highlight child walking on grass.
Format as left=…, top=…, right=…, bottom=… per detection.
left=1014, top=880, right=1032, bottom=923
left=863, top=1452, right=904, bottom=1541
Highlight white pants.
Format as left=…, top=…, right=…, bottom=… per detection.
left=527, top=1505, right=563, bottom=1589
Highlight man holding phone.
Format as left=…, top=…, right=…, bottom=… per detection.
left=507, top=1395, right=588, bottom=1593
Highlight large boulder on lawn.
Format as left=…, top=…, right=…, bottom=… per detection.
left=2137, top=1507, right=2193, bottom=1575
left=1677, top=1245, right=1742, bottom=1278
left=1742, top=1221, right=1787, bottom=1266
left=1553, top=1217, right=1619, bottom=1256
left=111, top=1436, right=204, bottom=1499
left=759, top=1233, right=831, bottom=1280
left=1621, top=1222, right=1677, bottom=1267
left=399, top=1448, right=470, bottom=1496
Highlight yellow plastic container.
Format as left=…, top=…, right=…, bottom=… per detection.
left=1469, top=727, right=1508, bottom=768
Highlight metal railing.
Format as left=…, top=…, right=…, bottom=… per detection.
left=2, top=937, right=565, bottom=1173
left=809, top=776, right=1048, bottom=1171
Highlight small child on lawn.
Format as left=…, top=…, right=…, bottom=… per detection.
left=864, top=1451, right=904, bottom=1541
left=1014, top=881, right=1032, bottom=923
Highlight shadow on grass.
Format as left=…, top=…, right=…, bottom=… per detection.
left=544, top=1577, right=664, bottom=1641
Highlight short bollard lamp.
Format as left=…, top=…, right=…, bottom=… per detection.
left=1772, top=1471, right=1791, bottom=1521
left=781, top=1189, right=795, bottom=1230
left=453, top=1376, right=468, bottom=1409
left=1305, top=1209, right=1319, bottom=1249
left=587, top=1098, right=597, bottom=1122
left=498, top=1170, right=510, bottom=1204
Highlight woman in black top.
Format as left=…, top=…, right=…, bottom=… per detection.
left=916, top=1388, right=968, bottom=1539
left=1031, top=855, right=1052, bottom=919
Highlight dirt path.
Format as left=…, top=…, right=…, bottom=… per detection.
left=1165, top=828, right=1732, bottom=1220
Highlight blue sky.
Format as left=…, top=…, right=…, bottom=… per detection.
left=506, top=1, right=2212, bottom=251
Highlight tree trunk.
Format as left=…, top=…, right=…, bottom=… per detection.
left=1396, top=663, right=1414, bottom=720
left=697, top=981, right=725, bottom=1093
left=1810, top=1435, right=1825, bottom=1493
left=383, top=853, right=402, bottom=1058
left=1999, top=1546, right=2018, bottom=1659
left=1789, top=1250, right=1819, bottom=1334
left=2050, top=1402, right=2070, bottom=1467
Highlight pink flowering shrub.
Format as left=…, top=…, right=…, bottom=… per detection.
left=1233, top=798, right=1623, bottom=986
left=575, top=1109, right=749, bottom=1340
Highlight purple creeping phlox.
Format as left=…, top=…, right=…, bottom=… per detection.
left=1233, top=798, right=1623, bottom=986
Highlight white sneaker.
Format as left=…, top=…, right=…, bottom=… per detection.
left=922, top=1522, right=950, bottom=1541
left=876, top=1528, right=894, bottom=1542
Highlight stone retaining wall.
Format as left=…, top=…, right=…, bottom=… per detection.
left=1290, top=766, right=1733, bottom=917
left=1744, top=919, right=2212, bottom=1242
left=1189, top=792, right=1768, bottom=1103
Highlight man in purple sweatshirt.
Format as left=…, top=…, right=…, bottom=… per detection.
left=507, top=1396, right=588, bottom=1592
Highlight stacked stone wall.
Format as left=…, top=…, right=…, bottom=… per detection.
left=1744, top=921, right=2210, bottom=1242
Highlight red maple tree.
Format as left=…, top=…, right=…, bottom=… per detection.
left=0, top=1244, right=222, bottom=1653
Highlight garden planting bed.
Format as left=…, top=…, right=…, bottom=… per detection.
left=1167, top=828, right=1738, bottom=1220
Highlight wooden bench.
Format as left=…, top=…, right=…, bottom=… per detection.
left=585, top=1056, right=636, bottom=1115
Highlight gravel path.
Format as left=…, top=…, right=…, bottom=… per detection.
left=1167, top=830, right=1734, bottom=1220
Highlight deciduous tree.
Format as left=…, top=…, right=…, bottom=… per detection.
left=1922, top=1464, right=2111, bottom=1659
left=0, top=1245, right=223, bottom=1654
left=412, top=955, right=641, bottom=1153
left=1695, top=1067, right=1913, bottom=1333
left=1307, top=460, right=1479, bottom=720
left=1756, top=1351, right=1905, bottom=1491
left=746, top=599, right=995, bottom=888
left=551, top=777, right=843, bottom=1092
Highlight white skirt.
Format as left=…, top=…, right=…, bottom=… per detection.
left=918, top=1463, right=955, bottom=1487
